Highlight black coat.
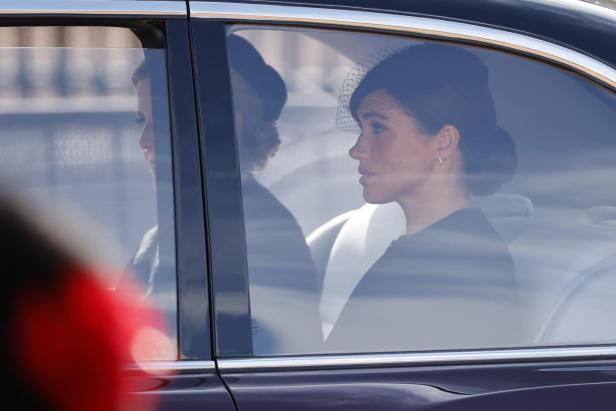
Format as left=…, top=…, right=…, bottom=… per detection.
left=326, top=208, right=523, bottom=353
left=242, top=177, right=322, bottom=354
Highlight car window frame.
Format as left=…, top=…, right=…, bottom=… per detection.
left=0, top=0, right=214, bottom=368
left=190, top=1, right=616, bottom=370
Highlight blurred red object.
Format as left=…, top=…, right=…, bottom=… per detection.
left=11, top=265, right=170, bottom=411
left=0, top=195, right=173, bottom=411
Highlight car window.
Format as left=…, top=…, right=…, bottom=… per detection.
left=0, top=26, right=177, bottom=359
left=223, top=24, right=616, bottom=356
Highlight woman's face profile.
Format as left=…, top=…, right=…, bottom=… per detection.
left=349, top=89, right=438, bottom=204
left=136, top=77, right=155, bottom=176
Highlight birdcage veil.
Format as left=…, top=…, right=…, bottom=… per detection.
left=335, top=40, right=417, bottom=133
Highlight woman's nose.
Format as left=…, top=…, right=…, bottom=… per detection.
left=349, top=133, right=369, bottom=160
left=139, top=128, right=154, bottom=151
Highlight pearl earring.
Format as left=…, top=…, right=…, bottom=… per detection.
left=437, top=157, right=444, bottom=164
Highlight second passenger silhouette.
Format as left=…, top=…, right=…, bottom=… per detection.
left=227, top=34, right=322, bottom=354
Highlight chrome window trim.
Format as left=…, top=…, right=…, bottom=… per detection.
left=191, top=2, right=616, bottom=90
left=218, top=347, right=616, bottom=371
left=125, top=360, right=216, bottom=373
left=0, top=1, right=186, bottom=17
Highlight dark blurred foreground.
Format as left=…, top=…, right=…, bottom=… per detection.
left=0, top=194, right=170, bottom=411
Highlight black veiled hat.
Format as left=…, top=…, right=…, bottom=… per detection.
left=227, top=34, right=287, bottom=121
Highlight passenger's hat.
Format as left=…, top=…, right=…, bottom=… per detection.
left=227, top=34, right=287, bottom=121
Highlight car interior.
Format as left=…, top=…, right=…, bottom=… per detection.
left=232, top=25, right=616, bottom=349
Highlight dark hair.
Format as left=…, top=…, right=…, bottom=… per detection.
left=349, top=43, right=516, bottom=196
left=227, top=35, right=288, bottom=171
left=227, top=34, right=287, bottom=122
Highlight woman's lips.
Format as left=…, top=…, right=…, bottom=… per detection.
left=358, top=168, right=375, bottom=184
left=144, top=150, right=156, bottom=173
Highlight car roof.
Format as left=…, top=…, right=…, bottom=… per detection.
left=218, top=0, right=615, bottom=15
left=212, top=0, right=616, bottom=67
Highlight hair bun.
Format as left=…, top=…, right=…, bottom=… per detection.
left=466, top=126, right=517, bottom=195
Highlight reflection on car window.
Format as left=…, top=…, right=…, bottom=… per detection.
left=227, top=34, right=322, bottom=355
left=226, top=25, right=616, bottom=356
left=0, top=27, right=177, bottom=359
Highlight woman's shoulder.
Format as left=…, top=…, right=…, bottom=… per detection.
left=372, top=207, right=514, bottom=282
left=435, top=207, right=497, bottom=234
left=436, top=207, right=512, bottom=259
left=390, top=207, right=506, bottom=251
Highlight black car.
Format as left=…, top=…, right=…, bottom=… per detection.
left=3, top=0, right=616, bottom=409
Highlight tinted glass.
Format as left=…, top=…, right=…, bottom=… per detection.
left=0, top=27, right=177, bottom=359
left=225, top=25, right=616, bottom=355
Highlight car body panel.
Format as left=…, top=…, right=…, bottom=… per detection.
left=209, top=0, right=616, bottom=66
left=129, top=370, right=236, bottom=411
left=221, top=360, right=616, bottom=410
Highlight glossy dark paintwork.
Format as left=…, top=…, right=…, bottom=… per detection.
left=128, top=371, right=236, bottom=411
left=166, top=18, right=212, bottom=361
left=223, top=360, right=616, bottom=410
left=191, top=20, right=253, bottom=356
left=207, top=0, right=616, bottom=68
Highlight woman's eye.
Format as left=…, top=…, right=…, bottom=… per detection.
left=135, top=112, right=145, bottom=125
left=372, top=122, right=385, bottom=135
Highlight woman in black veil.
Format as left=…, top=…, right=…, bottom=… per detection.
left=327, top=43, right=522, bottom=352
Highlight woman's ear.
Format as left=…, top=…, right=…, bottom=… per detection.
left=434, top=124, right=460, bottom=160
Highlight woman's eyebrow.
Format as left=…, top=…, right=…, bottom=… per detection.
left=360, top=111, right=388, bottom=121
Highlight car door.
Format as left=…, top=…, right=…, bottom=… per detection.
left=0, top=2, right=234, bottom=410
left=192, top=1, right=616, bottom=410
